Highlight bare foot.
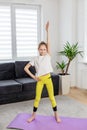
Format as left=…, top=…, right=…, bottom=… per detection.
left=55, top=116, right=61, bottom=123
left=27, top=113, right=36, bottom=123
left=54, top=112, right=61, bottom=123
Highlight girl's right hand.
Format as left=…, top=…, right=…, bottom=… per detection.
left=34, top=76, right=40, bottom=81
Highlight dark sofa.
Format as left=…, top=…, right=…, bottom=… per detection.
left=0, top=61, right=59, bottom=105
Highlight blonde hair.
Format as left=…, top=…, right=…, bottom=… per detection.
left=38, top=41, right=47, bottom=49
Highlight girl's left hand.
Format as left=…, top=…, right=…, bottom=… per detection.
left=45, top=21, right=49, bottom=32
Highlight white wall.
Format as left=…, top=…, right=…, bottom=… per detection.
left=58, top=0, right=87, bottom=89
left=76, top=0, right=87, bottom=89
left=0, top=0, right=59, bottom=71
left=58, top=0, right=77, bottom=87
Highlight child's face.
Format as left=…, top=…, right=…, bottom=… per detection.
left=38, top=45, right=47, bottom=56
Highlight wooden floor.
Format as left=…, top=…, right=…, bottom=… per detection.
left=67, top=87, right=87, bottom=105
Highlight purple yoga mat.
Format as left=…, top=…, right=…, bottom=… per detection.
left=7, top=113, right=87, bottom=130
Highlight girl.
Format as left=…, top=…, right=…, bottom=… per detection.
left=24, top=21, right=61, bottom=123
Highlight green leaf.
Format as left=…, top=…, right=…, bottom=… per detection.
left=57, top=41, right=83, bottom=74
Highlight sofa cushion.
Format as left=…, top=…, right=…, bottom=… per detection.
left=0, top=63, right=15, bottom=80
left=0, top=80, right=22, bottom=94
left=16, top=78, right=36, bottom=91
left=51, top=73, right=59, bottom=95
left=15, top=61, right=36, bottom=78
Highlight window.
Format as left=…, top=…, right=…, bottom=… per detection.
left=0, top=4, right=40, bottom=61
left=0, top=6, right=12, bottom=60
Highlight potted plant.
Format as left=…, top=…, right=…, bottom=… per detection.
left=56, top=41, right=83, bottom=95
left=56, top=61, right=67, bottom=75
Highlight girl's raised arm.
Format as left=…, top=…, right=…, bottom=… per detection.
left=45, top=21, right=51, bottom=55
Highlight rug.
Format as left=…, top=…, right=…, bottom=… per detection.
left=7, top=113, right=87, bottom=130
left=1, top=96, right=87, bottom=130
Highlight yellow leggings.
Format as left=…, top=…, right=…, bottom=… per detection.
left=34, top=73, right=57, bottom=109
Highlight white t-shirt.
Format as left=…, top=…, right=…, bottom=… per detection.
left=30, top=54, right=53, bottom=77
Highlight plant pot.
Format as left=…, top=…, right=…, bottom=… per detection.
left=59, top=74, right=71, bottom=95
